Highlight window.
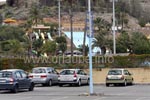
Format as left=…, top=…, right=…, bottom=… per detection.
left=108, top=70, right=122, bottom=75
left=15, top=72, right=22, bottom=78
left=0, top=71, right=12, bottom=78
left=20, top=71, right=27, bottom=78
left=52, top=70, right=58, bottom=74
left=78, top=70, right=86, bottom=75
left=60, top=70, right=74, bottom=75
left=124, top=70, right=129, bottom=75
left=32, top=68, right=46, bottom=73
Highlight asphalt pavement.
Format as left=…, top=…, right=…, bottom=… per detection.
left=0, top=85, right=150, bottom=100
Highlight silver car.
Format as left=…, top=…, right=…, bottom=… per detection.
left=29, top=67, right=59, bottom=86
left=106, top=69, right=134, bottom=87
left=58, top=69, right=89, bottom=87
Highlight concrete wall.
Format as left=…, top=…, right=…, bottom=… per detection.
left=85, top=68, right=150, bottom=84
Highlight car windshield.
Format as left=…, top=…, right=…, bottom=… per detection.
left=0, top=71, right=12, bottom=78
left=32, top=68, right=46, bottom=73
left=108, top=70, right=122, bottom=75
left=60, top=70, right=75, bottom=75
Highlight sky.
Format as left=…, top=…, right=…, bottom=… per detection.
left=64, top=31, right=101, bottom=54
left=0, top=0, right=6, bottom=2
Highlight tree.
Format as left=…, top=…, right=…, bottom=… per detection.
left=131, top=32, right=150, bottom=54
left=29, top=3, right=42, bottom=26
left=1, top=39, right=24, bottom=55
left=0, top=26, right=25, bottom=41
left=64, top=0, right=77, bottom=57
left=93, top=17, right=111, bottom=55
left=41, top=40, right=57, bottom=56
left=22, top=35, right=32, bottom=56
left=32, top=39, right=43, bottom=56
left=55, top=36, right=67, bottom=55
left=116, top=32, right=132, bottom=53
left=116, top=1, right=128, bottom=30
left=78, top=45, right=89, bottom=56
left=0, top=14, right=3, bottom=25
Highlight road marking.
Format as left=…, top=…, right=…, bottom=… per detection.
left=51, top=96, right=68, bottom=100
left=11, top=97, right=32, bottom=100
left=94, top=97, right=106, bottom=100
left=135, top=97, right=146, bottom=100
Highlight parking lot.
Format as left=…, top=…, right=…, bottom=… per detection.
left=0, top=85, right=150, bottom=100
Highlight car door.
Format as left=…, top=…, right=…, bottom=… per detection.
left=80, top=70, right=88, bottom=84
left=15, top=71, right=24, bottom=89
left=47, top=68, right=58, bottom=84
left=77, top=70, right=86, bottom=84
left=20, top=71, right=30, bottom=88
left=51, top=69, right=58, bottom=83
left=124, top=70, right=132, bottom=83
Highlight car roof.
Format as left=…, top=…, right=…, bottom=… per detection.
left=109, top=68, right=125, bottom=71
left=1, top=69, right=23, bottom=72
left=61, top=69, right=81, bottom=71
left=33, top=67, right=54, bottom=69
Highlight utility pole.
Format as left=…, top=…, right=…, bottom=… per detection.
left=88, top=0, right=94, bottom=95
left=112, top=0, right=117, bottom=54
left=58, top=0, right=61, bottom=36
left=69, top=0, right=73, bottom=57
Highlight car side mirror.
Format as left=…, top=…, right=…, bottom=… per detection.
left=48, top=71, right=52, bottom=74
left=129, top=73, right=133, bottom=75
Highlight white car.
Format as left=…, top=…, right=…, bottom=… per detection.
left=58, top=69, right=89, bottom=87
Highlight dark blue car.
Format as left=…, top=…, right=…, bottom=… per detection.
left=0, top=69, right=34, bottom=93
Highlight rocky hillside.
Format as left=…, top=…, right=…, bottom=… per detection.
left=0, top=0, right=150, bottom=30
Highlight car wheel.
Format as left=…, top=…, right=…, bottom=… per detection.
left=123, top=80, right=127, bottom=86
left=106, top=83, right=109, bottom=87
left=47, top=80, right=52, bottom=86
left=12, top=85, right=18, bottom=93
left=77, top=80, right=81, bottom=86
left=87, top=79, right=89, bottom=85
left=59, top=84, right=63, bottom=87
left=29, top=83, right=34, bottom=91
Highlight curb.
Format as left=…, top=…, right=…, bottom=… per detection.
left=93, top=83, right=150, bottom=85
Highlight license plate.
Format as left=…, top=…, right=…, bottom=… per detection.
left=61, top=77, right=73, bottom=81
left=111, top=76, right=119, bottom=79
left=33, top=75, right=40, bottom=78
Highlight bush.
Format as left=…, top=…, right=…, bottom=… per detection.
left=113, top=54, right=150, bottom=68
left=0, top=54, right=150, bottom=71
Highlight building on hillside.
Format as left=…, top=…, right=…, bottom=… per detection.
left=62, top=23, right=85, bottom=32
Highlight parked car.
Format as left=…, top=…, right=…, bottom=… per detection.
left=29, top=67, right=59, bottom=86
left=106, top=69, right=134, bottom=87
left=58, top=69, right=89, bottom=87
left=0, top=69, right=34, bottom=93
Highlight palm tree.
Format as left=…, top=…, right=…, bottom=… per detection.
left=29, top=3, right=42, bottom=26
left=32, top=39, right=43, bottom=57
left=93, top=17, right=111, bottom=55
left=67, top=0, right=74, bottom=57
left=83, top=1, right=88, bottom=56
left=64, top=0, right=76, bottom=63
left=55, top=36, right=67, bottom=55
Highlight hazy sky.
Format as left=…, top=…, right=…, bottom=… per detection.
left=0, top=0, right=6, bottom=2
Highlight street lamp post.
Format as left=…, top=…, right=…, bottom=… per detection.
left=111, top=0, right=117, bottom=55
left=58, top=0, right=61, bottom=37
left=88, top=0, right=94, bottom=94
